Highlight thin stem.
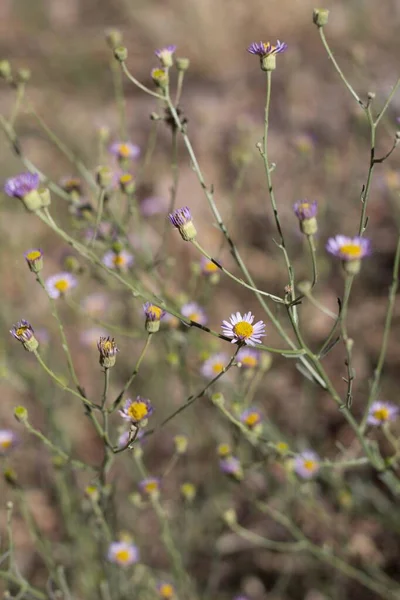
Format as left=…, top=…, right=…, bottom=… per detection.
left=145, top=347, right=241, bottom=437
left=120, top=61, right=164, bottom=99
left=307, top=234, right=318, bottom=287
left=110, top=334, right=153, bottom=412
left=191, top=239, right=283, bottom=303
left=36, top=273, right=84, bottom=395
left=340, top=274, right=356, bottom=408
left=111, top=58, right=127, bottom=139
left=175, top=70, right=185, bottom=106
left=33, top=350, right=95, bottom=410
left=257, top=502, right=397, bottom=599
left=375, top=77, right=400, bottom=126
left=319, top=28, right=364, bottom=107
left=101, top=368, right=110, bottom=410
left=89, top=187, right=106, bottom=247
left=261, top=71, right=296, bottom=312
left=360, top=232, right=400, bottom=432
left=358, top=106, right=376, bottom=235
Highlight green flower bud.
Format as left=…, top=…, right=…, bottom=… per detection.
left=38, top=186, right=51, bottom=207
left=14, top=406, right=28, bottom=423
left=105, top=29, right=123, bottom=50
left=16, top=68, right=31, bottom=83
left=96, top=166, right=113, bottom=189
left=313, top=8, right=330, bottom=27
left=0, top=60, right=12, bottom=80
left=223, top=508, right=237, bottom=525
left=176, top=57, right=190, bottom=71
left=114, top=46, right=128, bottom=62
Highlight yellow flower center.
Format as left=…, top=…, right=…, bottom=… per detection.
left=144, top=481, right=159, bottom=493
left=204, top=261, right=218, bottom=273
left=276, top=441, right=289, bottom=453
left=152, top=68, right=165, bottom=79
left=233, top=321, right=253, bottom=339
left=339, top=244, right=362, bottom=258
left=113, top=254, right=126, bottom=266
left=159, top=584, right=174, bottom=598
left=189, top=312, right=200, bottom=321
left=118, top=144, right=131, bottom=157
left=16, top=326, right=28, bottom=337
left=102, top=340, right=113, bottom=353
left=26, top=250, right=41, bottom=261
left=245, top=413, right=260, bottom=427
left=241, top=355, right=258, bottom=368
left=373, top=407, right=389, bottom=422
left=303, top=459, right=317, bottom=471
left=120, top=174, right=133, bottom=183
left=115, top=549, right=131, bottom=563
left=218, top=443, right=231, bottom=457
left=299, top=202, right=310, bottom=211
left=54, top=279, right=69, bottom=292
left=212, top=362, right=224, bottom=374
left=0, top=439, right=12, bottom=449
left=127, top=402, right=148, bottom=421
left=148, top=305, right=163, bottom=319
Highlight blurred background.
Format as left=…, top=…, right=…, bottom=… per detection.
left=1, top=0, right=400, bottom=598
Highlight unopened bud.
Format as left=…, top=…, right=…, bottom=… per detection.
left=176, top=57, right=190, bottom=71
left=0, top=60, right=12, bottom=80
left=96, top=166, right=113, bottom=189
left=313, top=8, right=330, bottom=27
left=16, top=68, right=31, bottom=83
left=105, top=29, right=123, bottom=50
left=114, top=46, right=128, bottom=62
left=38, top=186, right=51, bottom=207
left=14, top=406, right=28, bottom=423
left=223, top=508, right=237, bottom=525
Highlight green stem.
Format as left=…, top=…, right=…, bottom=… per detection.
left=120, top=61, right=164, bottom=99
left=36, top=273, right=84, bottom=395
left=89, top=187, right=106, bottom=247
left=307, top=234, right=318, bottom=287
left=360, top=233, right=400, bottom=432
left=109, top=334, right=153, bottom=412
left=319, top=28, right=363, bottom=107
left=191, top=239, right=283, bottom=303
left=375, top=77, right=400, bottom=126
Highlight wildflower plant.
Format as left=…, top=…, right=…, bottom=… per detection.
left=1, top=7, right=400, bottom=600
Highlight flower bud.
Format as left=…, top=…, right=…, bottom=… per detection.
left=16, top=68, right=31, bottom=83
left=174, top=435, right=188, bottom=454
left=313, top=8, right=330, bottom=27
left=211, top=392, right=225, bottom=407
left=38, top=187, right=51, bottom=207
left=223, top=508, right=237, bottom=526
left=151, top=67, right=168, bottom=91
left=168, top=207, right=197, bottom=241
left=97, top=336, right=119, bottom=368
left=0, top=60, right=12, bottom=80
left=14, top=406, right=28, bottom=423
left=10, top=320, right=39, bottom=352
left=176, top=57, right=190, bottom=71
left=114, top=46, right=128, bottom=62
left=180, top=482, right=196, bottom=502
left=24, top=249, right=43, bottom=273
left=105, top=29, right=123, bottom=50
left=96, top=166, right=113, bottom=189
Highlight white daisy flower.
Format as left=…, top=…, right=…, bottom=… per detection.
left=221, top=311, right=265, bottom=346
left=181, top=302, right=207, bottom=325
left=102, top=250, right=134, bottom=271
left=45, top=272, right=77, bottom=299
left=201, top=353, right=229, bottom=379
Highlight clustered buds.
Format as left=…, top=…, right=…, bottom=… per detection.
left=97, top=336, right=119, bottom=368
